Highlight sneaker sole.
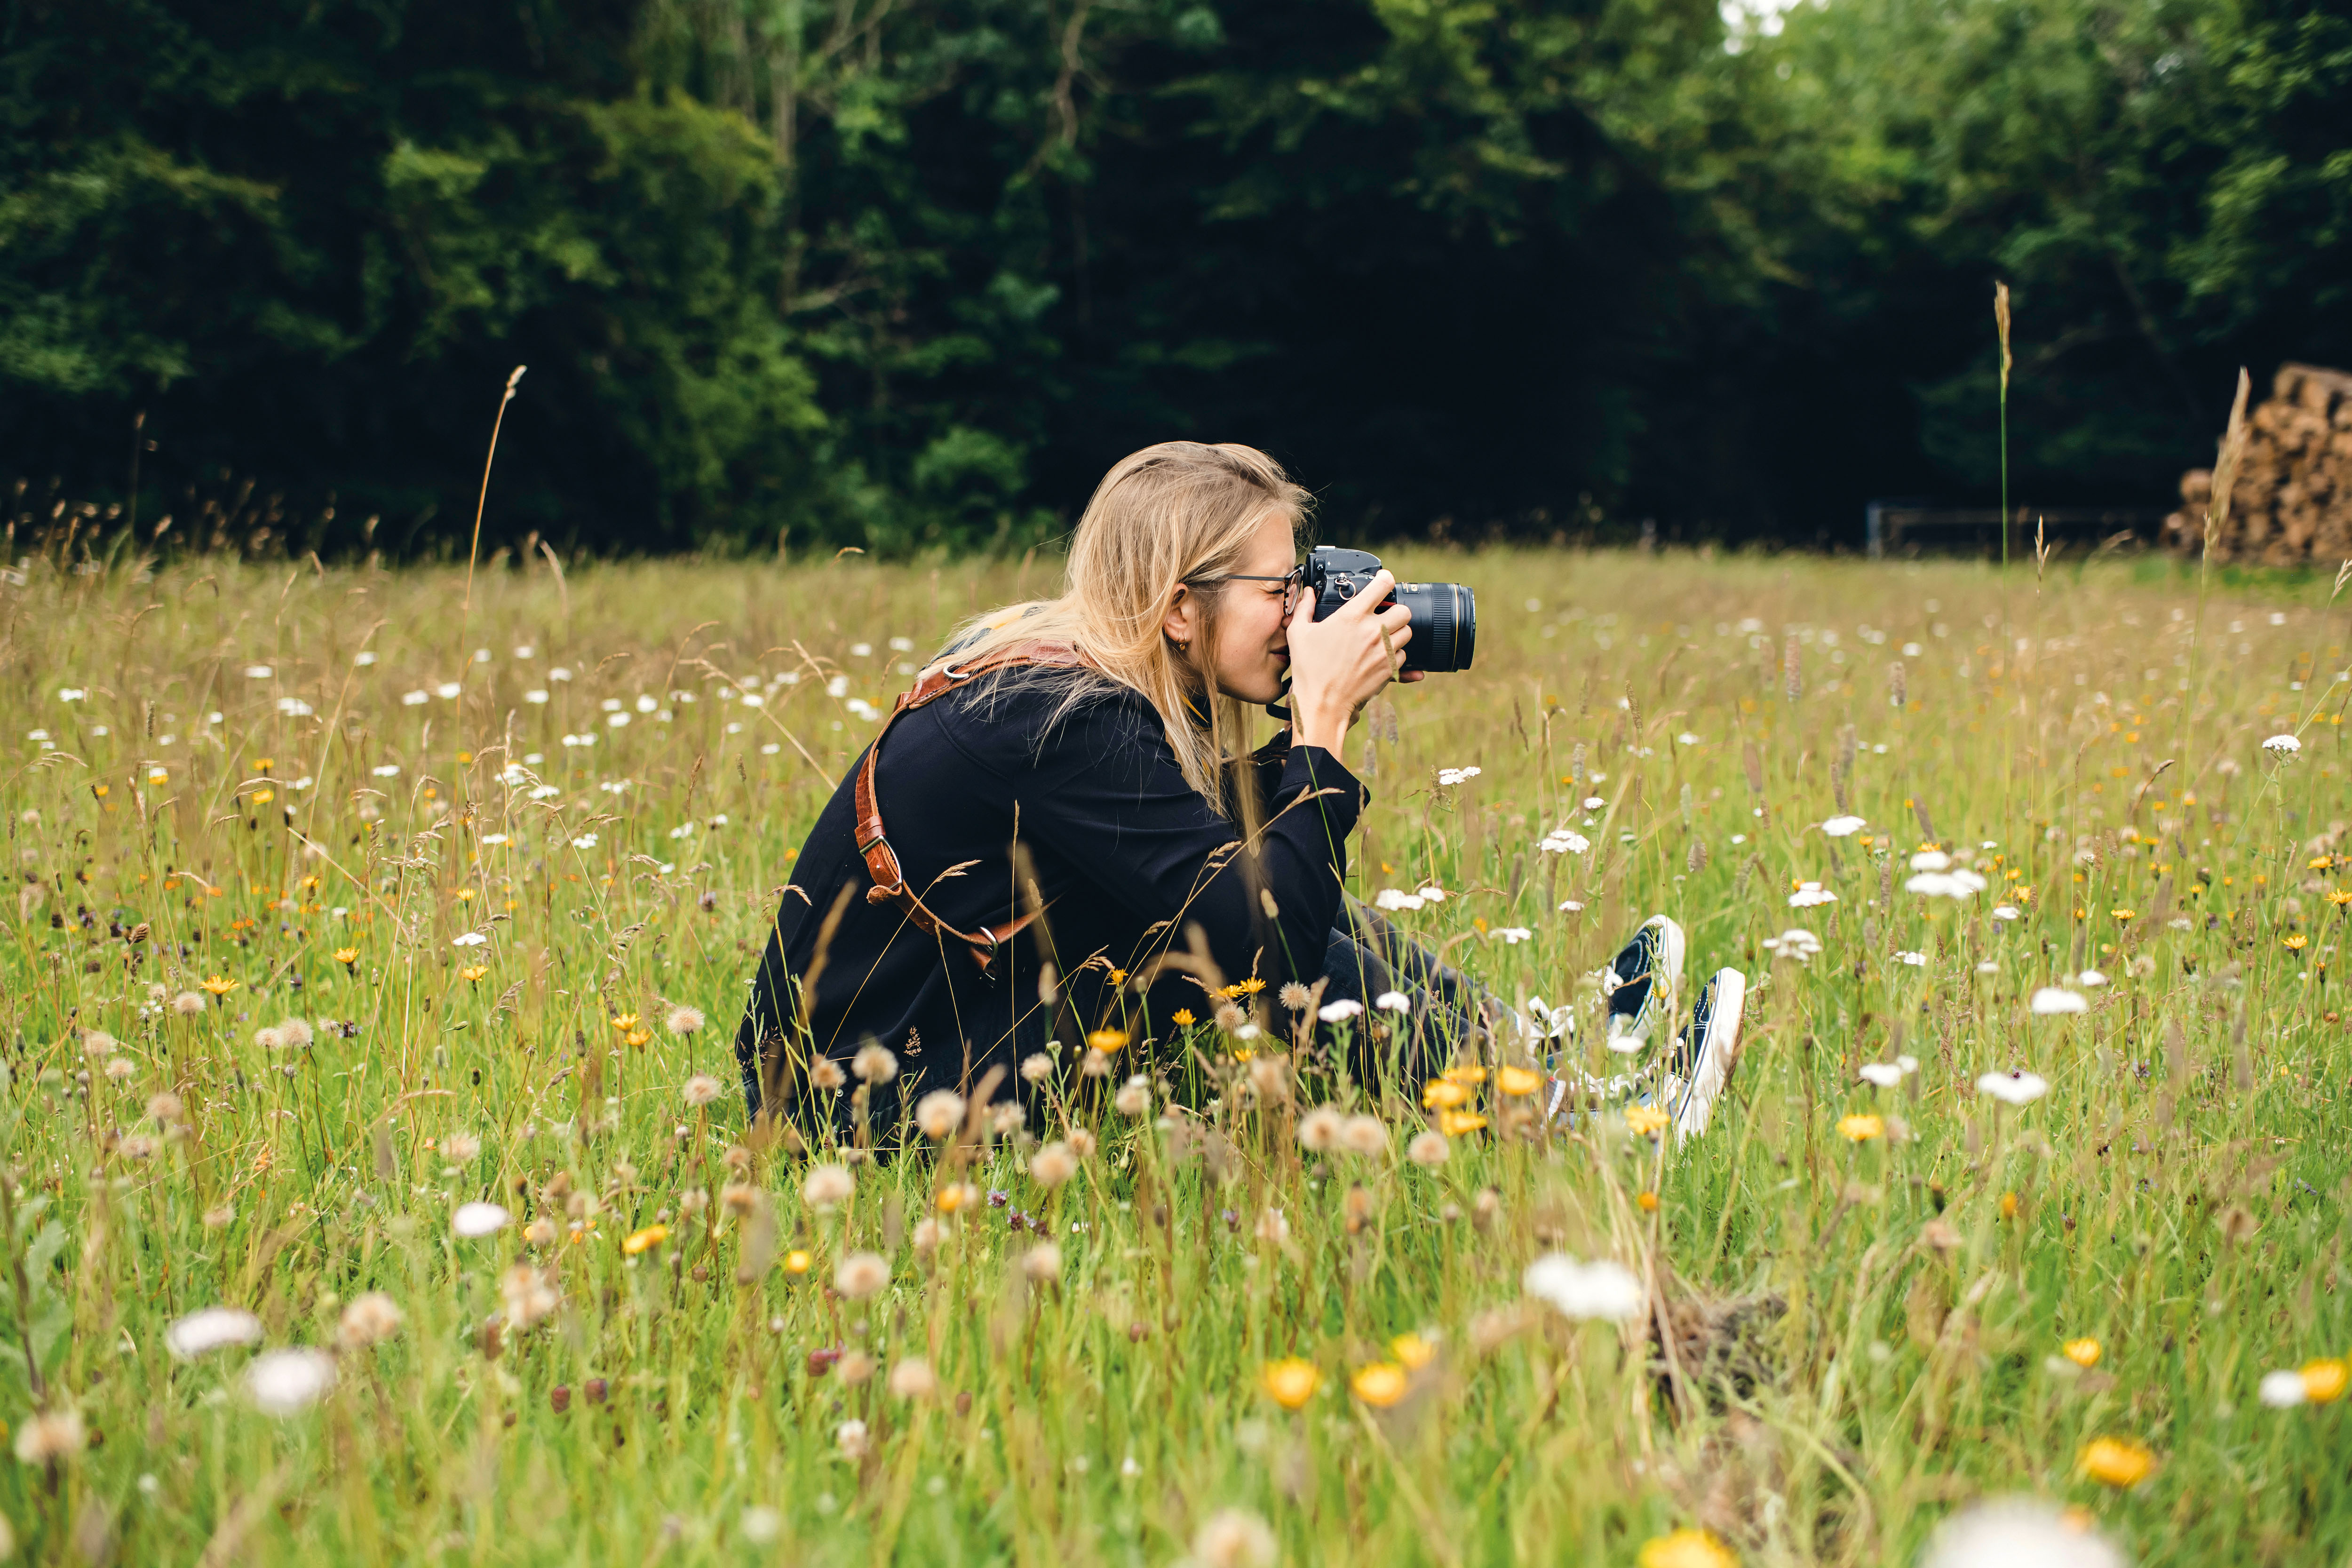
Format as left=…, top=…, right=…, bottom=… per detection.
left=1672, top=968, right=1745, bottom=1141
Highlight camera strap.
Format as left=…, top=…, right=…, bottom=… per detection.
left=853, top=640, right=1096, bottom=976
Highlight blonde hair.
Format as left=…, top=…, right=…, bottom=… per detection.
left=940, top=441, right=1310, bottom=808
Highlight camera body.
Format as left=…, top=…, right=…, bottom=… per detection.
left=1302, top=546, right=1478, bottom=673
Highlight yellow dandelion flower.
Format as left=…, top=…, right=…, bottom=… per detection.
left=1390, top=1333, right=1436, bottom=1370
left=1107, top=968, right=1127, bottom=985
left=1837, top=1113, right=1884, bottom=1143
left=2078, top=1436, right=2153, bottom=1488
left=1171, top=1009, right=1197, bottom=1028
left=460, top=964, right=488, bottom=982
left=454, top=888, right=476, bottom=902
left=1422, top=1079, right=1471, bottom=1111
left=332, top=947, right=359, bottom=967
left=248, top=788, right=273, bottom=805
left=147, top=767, right=168, bottom=785
left=1624, top=1104, right=1669, bottom=1139
left=1437, top=1110, right=1487, bottom=1137
left=1261, top=1358, right=1321, bottom=1410
left=1638, top=1528, right=1738, bottom=1568
left=1350, top=1363, right=1407, bottom=1409
left=784, top=1250, right=812, bottom=1276
left=1637, top=1191, right=1660, bottom=1213
left=2303, top=1358, right=2349, bottom=1404
left=1496, top=1065, right=1544, bottom=1097
left=2063, top=1337, right=2101, bottom=1368
left=2312, top=856, right=2336, bottom=872
left=611, top=1013, right=640, bottom=1030
left=2328, top=889, right=2352, bottom=907
left=2110, top=907, right=2134, bottom=922
left=622, top=1224, right=668, bottom=1256
left=200, top=975, right=238, bottom=997
left=2000, top=1190, right=2020, bottom=1219
left=625, top=1028, right=652, bottom=1048
left=2284, top=933, right=2309, bottom=951
left=1441, top=1064, right=1488, bottom=1086
left=1086, top=1028, right=1129, bottom=1055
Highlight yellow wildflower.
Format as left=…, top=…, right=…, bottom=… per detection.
left=1441, top=1064, right=1488, bottom=1086
left=200, top=975, right=238, bottom=997
left=460, top=965, right=488, bottom=983
left=1086, top=1028, right=1129, bottom=1055
left=1638, top=1528, right=1737, bottom=1568
left=1350, top=1363, right=1407, bottom=1409
left=1496, top=1065, right=1543, bottom=1097
left=622, top=1224, right=668, bottom=1256
left=1437, top=1110, right=1487, bottom=1137
left=2284, top=933, right=2309, bottom=951
left=2078, top=1436, right=2153, bottom=1488
left=1837, top=1114, right=1884, bottom=1143
left=1261, top=1358, right=1321, bottom=1410
left=1422, top=1079, right=1471, bottom=1111
left=1171, top=1009, right=1197, bottom=1028
left=784, top=1250, right=812, bottom=1276
left=1390, top=1333, right=1436, bottom=1371
left=332, top=947, right=359, bottom=967
left=2063, top=1338, right=2101, bottom=1368
left=2303, top=1358, right=2349, bottom=1404
left=1624, top=1104, right=1669, bottom=1139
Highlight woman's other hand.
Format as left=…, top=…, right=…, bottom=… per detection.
left=1283, top=570, right=1416, bottom=754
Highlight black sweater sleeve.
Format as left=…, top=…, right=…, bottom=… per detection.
left=959, top=696, right=1365, bottom=999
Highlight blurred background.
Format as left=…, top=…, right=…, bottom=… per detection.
left=3, top=0, right=2347, bottom=556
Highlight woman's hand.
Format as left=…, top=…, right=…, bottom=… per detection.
left=1283, top=570, right=1418, bottom=755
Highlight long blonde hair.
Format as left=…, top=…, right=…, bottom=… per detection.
left=939, top=441, right=1310, bottom=808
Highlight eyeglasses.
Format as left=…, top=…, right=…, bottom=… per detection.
left=1196, top=565, right=1305, bottom=615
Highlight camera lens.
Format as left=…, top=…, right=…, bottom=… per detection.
left=1394, top=582, right=1477, bottom=672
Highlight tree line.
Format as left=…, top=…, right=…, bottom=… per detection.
left=3, top=0, right=2346, bottom=554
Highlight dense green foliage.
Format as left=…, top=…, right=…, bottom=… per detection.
left=3, top=0, right=2348, bottom=550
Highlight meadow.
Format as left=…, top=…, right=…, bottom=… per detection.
left=0, top=539, right=2346, bottom=1566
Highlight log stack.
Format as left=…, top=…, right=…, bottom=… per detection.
left=2162, top=363, right=2352, bottom=565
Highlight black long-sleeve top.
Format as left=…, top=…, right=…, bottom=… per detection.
left=731, top=669, right=1367, bottom=1121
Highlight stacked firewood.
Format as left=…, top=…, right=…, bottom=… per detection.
left=2162, top=363, right=2352, bottom=565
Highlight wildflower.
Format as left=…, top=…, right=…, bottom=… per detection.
left=683, top=1075, right=722, bottom=1108
left=2077, top=1436, right=2153, bottom=1488
left=246, top=1349, right=336, bottom=1417
left=200, top=975, right=238, bottom=997
left=1114, top=1079, right=1151, bottom=1117
left=172, top=992, right=206, bottom=1015
left=1761, top=929, right=1823, bottom=962
left=442, top=1132, right=480, bottom=1163
left=1390, top=1332, right=1437, bottom=1370
left=1436, top=766, right=1481, bottom=786
left=333, top=947, right=359, bottom=968
left=1375, top=991, right=1411, bottom=1012
left=834, top=1251, right=889, bottom=1298
left=914, top=1090, right=967, bottom=1140
left=741, top=1506, right=783, bottom=1544
left=2304, top=1358, right=2349, bottom=1403
left=338, top=1293, right=404, bottom=1350
left=1897, top=951, right=1927, bottom=967
left=2000, top=1191, right=2020, bottom=1219
left=166, top=1306, right=264, bottom=1360
left=1992, top=906, right=2020, bottom=922
left=835, top=1419, right=870, bottom=1459
left=1318, top=997, right=1364, bottom=1022
left=1191, top=1510, right=1277, bottom=1568
left=2328, top=889, right=2352, bottom=907
left=623, top=1224, right=668, bottom=1256
left=1977, top=1070, right=2050, bottom=1106
left=1492, top=926, right=1534, bottom=944
left=1822, top=815, right=1866, bottom=837
left=1298, top=1105, right=1345, bottom=1152
left=1538, top=828, right=1590, bottom=855
left=1637, top=1528, right=1737, bottom=1568
left=1351, top=1363, right=1408, bottom=1409
left=2029, top=988, right=2088, bottom=1015
left=459, top=964, right=488, bottom=983
left=2285, top=933, right=2310, bottom=951
left=810, top=1059, right=846, bottom=1091
left=1374, top=888, right=1426, bottom=912
left=803, top=1163, right=854, bottom=1208
left=2063, top=1338, right=2101, bottom=1368
left=784, top=1250, right=812, bottom=1276
left=1442, top=1065, right=1487, bottom=1086
left=2077, top=969, right=2108, bottom=987
left=1524, top=1253, right=1644, bottom=1321
left=1423, top=1078, right=1470, bottom=1110
left=13, top=1409, right=85, bottom=1465
left=1019, top=1052, right=1054, bottom=1083
left=1497, top=1065, right=1543, bottom=1097
left=1171, top=1009, right=1197, bottom=1028
left=1624, top=1104, right=1669, bottom=1139
left=1406, top=1130, right=1449, bottom=1167
left=667, top=1005, right=705, bottom=1035
left=1086, top=1027, right=1129, bottom=1054
left=1920, top=1499, right=2124, bottom=1568
left=1021, top=1243, right=1063, bottom=1282
left=1859, top=1063, right=1902, bottom=1088
left=1031, top=1142, right=1079, bottom=1187
left=1788, top=881, right=1838, bottom=908
left=1339, top=1114, right=1387, bottom=1157
left=850, top=1043, right=898, bottom=1083
left=2262, top=733, right=2302, bottom=755
left=453, top=1202, right=511, bottom=1238
left=1837, top=1114, right=1884, bottom=1143
left=1437, top=1110, right=1488, bottom=1136
left=1637, top=1191, right=1660, bottom=1212
left=888, top=1357, right=938, bottom=1400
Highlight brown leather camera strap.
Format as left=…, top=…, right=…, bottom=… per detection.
left=852, top=640, right=1095, bottom=973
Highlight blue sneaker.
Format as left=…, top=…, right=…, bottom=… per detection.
left=1668, top=968, right=1747, bottom=1141
left=1601, top=915, right=1684, bottom=1054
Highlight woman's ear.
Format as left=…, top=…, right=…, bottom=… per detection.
left=1162, top=583, right=1199, bottom=651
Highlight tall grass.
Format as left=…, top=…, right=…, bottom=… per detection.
left=0, top=544, right=2345, bottom=1565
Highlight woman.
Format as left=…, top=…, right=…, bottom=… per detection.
left=731, top=441, right=1447, bottom=1123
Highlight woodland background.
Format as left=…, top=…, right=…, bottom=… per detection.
left=3, top=0, right=2348, bottom=554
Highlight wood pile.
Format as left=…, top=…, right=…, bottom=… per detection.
left=2163, top=363, right=2352, bottom=564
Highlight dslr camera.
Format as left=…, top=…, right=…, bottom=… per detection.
left=1302, top=546, right=1478, bottom=673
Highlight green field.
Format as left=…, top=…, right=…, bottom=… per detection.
left=1, top=544, right=2346, bottom=1566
